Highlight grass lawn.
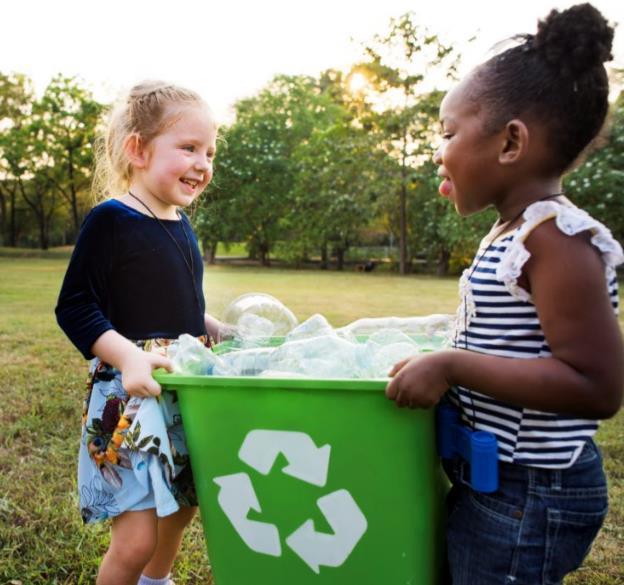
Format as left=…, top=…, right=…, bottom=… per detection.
left=0, top=254, right=622, bottom=584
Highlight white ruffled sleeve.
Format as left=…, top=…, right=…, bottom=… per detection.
left=497, top=201, right=624, bottom=302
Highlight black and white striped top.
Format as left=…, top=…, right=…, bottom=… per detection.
left=450, top=201, right=623, bottom=469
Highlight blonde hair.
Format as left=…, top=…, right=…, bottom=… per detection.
left=93, top=80, right=211, bottom=199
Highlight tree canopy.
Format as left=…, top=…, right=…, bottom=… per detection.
left=2, top=17, right=623, bottom=275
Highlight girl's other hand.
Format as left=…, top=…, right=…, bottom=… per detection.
left=121, top=351, right=173, bottom=397
left=385, top=351, right=452, bottom=409
left=204, top=313, right=239, bottom=343
left=218, top=323, right=239, bottom=341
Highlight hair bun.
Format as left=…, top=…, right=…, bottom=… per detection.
left=533, top=3, right=613, bottom=76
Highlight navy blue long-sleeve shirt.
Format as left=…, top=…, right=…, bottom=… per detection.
left=56, top=199, right=206, bottom=359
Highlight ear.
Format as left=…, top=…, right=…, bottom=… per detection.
left=499, top=119, right=529, bottom=165
left=123, top=133, right=150, bottom=169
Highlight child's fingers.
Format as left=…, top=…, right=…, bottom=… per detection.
left=388, top=358, right=410, bottom=377
left=125, top=375, right=165, bottom=398
left=385, top=376, right=399, bottom=400
left=144, top=377, right=162, bottom=396
left=126, top=383, right=158, bottom=398
left=150, top=354, right=173, bottom=373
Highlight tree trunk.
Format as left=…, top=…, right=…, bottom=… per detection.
left=66, top=147, right=80, bottom=240
left=399, top=182, right=408, bottom=274
left=9, top=187, right=17, bottom=247
left=260, top=243, right=271, bottom=267
left=202, top=239, right=217, bottom=264
left=436, top=249, right=450, bottom=276
left=336, top=247, right=345, bottom=271
left=0, top=183, right=19, bottom=247
left=19, top=177, right=57, bottom=251
left=320, top=242, right=328, bottom=270
left=0, top=189, right=5, bottom=246
left=38, top=213, right=49, bottom=250
left=70, top=194, right=79, bottom=241
left=209, top=241, right=218, bottom=264
left=399, top=134, right=409, bottom=275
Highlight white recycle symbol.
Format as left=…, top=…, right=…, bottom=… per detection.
left=213, top=429, right=368, bottom=574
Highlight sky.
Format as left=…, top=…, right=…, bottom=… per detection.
left=2, top=0, right=623, bottom=123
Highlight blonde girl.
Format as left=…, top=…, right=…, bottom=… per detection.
left=57, top=81, right=225, bottom=585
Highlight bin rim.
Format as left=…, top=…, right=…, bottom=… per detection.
left=154, top=371, right=389, bottom=392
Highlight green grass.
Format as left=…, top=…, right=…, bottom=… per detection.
left=0, top=257, right=622, bottom=584
left=0, top=245, right=75, bottom=260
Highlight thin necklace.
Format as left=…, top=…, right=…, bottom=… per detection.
left=457, top=192, right=563, bottom=428
left=127, top=190, right=204, bottom=319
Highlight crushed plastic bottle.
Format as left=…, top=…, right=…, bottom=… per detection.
left=169, top=334, right=226, bottom=375
left=285, top=313, right=336, bottom=342
left=339, top=315, right=453, bottom=350
left=170, top=297, right=454, bottom=380
left=235, top=313, right=276, bottom=348
left=213, top=347, right=275, bottom=377
left=369, top=342, right=419, bottom=378
left=268, top=335, right=360, bottom=378
left=367, top=329, right=418, bottom=347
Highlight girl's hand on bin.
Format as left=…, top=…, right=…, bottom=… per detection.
left=121, top=351, right=173, bottom=397
left=386, top=351, right=452, bottom=408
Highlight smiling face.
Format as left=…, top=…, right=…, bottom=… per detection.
left=129, top=103, right=217, bottom=217
left=433, top=77, right=506, bottom=217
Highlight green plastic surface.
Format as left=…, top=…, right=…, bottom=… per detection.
left=155, top=348, right=447, bottom=584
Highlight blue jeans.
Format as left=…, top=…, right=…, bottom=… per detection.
left=442, top=439, right=608, bottom=585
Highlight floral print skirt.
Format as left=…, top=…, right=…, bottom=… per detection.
left=78, top=337, right=208, bottom=524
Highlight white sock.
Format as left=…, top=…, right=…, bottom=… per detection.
left=137, top=574, right=171, bottom=585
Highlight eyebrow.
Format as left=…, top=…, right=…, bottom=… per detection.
left=179, top=136, right=216, bottom=148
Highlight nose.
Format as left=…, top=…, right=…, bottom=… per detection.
left=194, top=154, right=210, bottom=171
left=433, top=146, right=443, bottom=165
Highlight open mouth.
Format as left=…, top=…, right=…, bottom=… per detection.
left=180, top=178, right=200, bottom=189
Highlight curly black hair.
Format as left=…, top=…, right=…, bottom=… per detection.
left=469, top=3, right=614, bottom=173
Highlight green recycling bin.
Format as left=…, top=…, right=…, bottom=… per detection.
left=155, top=372, right=447, bottom=585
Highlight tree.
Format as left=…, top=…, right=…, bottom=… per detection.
left=0, top=74, right=105, bottom=248
left=199, top=75, right=344, bottom=265
left=35, top=75, right=104, bottom=241
left=356, top=13, right=459, bottom=273
left=564, top=89, right=624, bottom=243
left=11, top=117, right=62, bottom=250
left=0, top=72, right=34, bottom=246
left=193, top=135, right=242, bottom=264
left=199, top=101, right=290, bottom=265
left=290, top=123, right=394, bottom=269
